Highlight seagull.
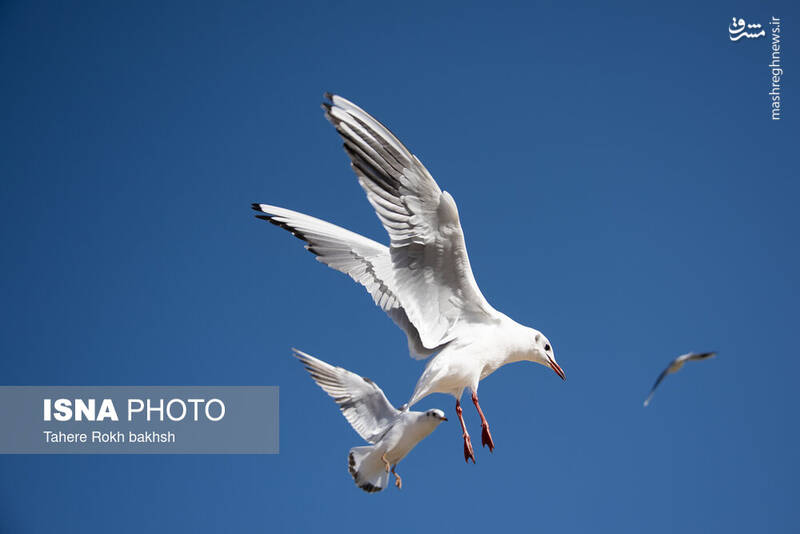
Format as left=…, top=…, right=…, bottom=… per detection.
left=293, top=349, right=447, bottom=493
left=643, top=352, right=717, bottom=406
left=254, top=94, right=565, bottom=463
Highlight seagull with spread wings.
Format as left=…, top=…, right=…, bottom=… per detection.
left=644, top=352, right=718, bottom=407
left=293, top=349, right=446, bottom=493
left=254, top=94, right=565, bottom=463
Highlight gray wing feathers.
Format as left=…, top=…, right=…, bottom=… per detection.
left=253, top=204, right=434, bottom=358
left=323, top=94, right=495, bottom=349
left=252, top=204, right=394, bottom=306
left=643, top=367, right=670, bottom=407
left=293, top=349, right=398, bottom=444
left=686, top=351, right=717, bottom=361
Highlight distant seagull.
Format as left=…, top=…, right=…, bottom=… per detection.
left=254, top=94, right=565, bottom=463
left=293, top=349, right=446, bottom=493
left=643, top=352, right=718, bottom=406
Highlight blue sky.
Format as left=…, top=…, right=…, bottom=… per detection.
left=1, top=1, right=797, bottom=532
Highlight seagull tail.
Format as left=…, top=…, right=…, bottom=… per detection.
left=348, top=446, right=389, bottom=493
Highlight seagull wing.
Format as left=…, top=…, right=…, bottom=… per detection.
left=252, top=204, right=433, bottom=358
left=643, top=365, right=672, bottom=407
left=293, top=349, right=398, bottom=444
left=684, top=351, right=717, bottom=362
left=322, top=94, right=497, bottom=350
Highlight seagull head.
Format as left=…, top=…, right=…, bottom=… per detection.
left=529, top=330, right=565, bottom=380
left=424, top=409, right=448, bottom=423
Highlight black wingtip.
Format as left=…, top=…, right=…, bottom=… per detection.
left=255, top=215, right=310, bottom=244
left=251, top=203, right=265, bottom=212
left=323, top=91, right=334, bottom=101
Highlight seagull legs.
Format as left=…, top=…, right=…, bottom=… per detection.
left=382, top=454, right=402, bottom=489
left=456, top=399, right=476, bottom=464
left=391, top=465, right=402, bottom=489
left=471, top=391, right=495, bottom=452
left=381, top=453, right=390, bottom=472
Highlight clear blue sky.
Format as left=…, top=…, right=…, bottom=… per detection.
left=1, top=1, right=797, bottom=532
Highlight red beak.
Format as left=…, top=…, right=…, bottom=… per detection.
left=548, top=357, right=566, bottom=381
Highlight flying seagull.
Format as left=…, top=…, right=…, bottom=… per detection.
left=254, top=94, right=565, bottom=463
left=643, top=352, right=717, bottom=407
left=293, top=349, right=446, bottom=493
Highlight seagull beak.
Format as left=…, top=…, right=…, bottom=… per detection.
left=548, top=357, right=566, bottom=381
left=441, top=416, right=448, bottom=422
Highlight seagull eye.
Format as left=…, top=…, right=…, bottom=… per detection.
left=544, top=344, right=551, bottom=352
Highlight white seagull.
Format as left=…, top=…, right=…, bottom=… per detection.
left=293, top=349, right=447, bottom=493
left=254, top=94, right=565, bottom=463
left=643, top=352, right=717, bottom=407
